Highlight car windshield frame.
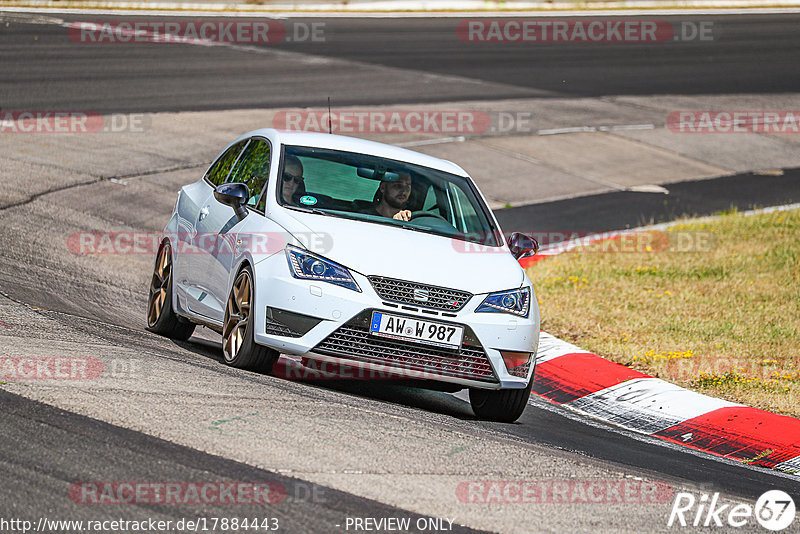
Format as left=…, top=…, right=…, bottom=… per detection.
left=275, top=144, right=503, bottom=247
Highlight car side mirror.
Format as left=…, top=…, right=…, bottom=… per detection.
left=507, top=232, right=539, bottom=260
left=214, top=183, right=250, bottom=221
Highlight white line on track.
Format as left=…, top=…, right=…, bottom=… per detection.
left=396, top=136, right=466, bottom=147
left=538, top=124, right=656, bottom=135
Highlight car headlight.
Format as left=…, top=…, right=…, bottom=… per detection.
left=285, top=245, right=361, bottom=292
left=476, top=287, right=530, bottom=317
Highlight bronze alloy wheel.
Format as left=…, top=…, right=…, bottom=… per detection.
left=148, top=242, right=172, bottom=327
left=223, top=269, right=252, bottom=362
left=220, top=266, right=278, bottom=372
left=146, top=241, right=195, bottom=341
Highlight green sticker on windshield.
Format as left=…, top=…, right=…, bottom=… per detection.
left=299, top=195, right=317, bottom=206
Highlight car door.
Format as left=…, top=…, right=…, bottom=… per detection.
left=176, top=139, right=249, bottom=320
left=194, top=137, right=273, bottom=322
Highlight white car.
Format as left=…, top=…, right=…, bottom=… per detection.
left=147, top=129, right=540, bottom=422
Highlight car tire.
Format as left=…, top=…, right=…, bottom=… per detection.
left=222, top=265, right=279, bottom=373
left=469, top=374, right=533, bottom=423
left=146, top=241, right=196, bottom=341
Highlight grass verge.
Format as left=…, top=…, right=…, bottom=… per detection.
left=525, top=207, right=800, bottom=418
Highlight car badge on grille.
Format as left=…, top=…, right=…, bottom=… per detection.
left=413, top=289, right=430, bottom=302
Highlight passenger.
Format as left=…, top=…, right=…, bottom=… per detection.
left=281, top=155, right=305, bottom=205
left=367, top=172, right=413, bottom=221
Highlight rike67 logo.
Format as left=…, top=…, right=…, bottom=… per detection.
left=668, top=490, right=796, bottom=531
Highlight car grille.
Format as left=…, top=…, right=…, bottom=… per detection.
left=313, top=313, right=496, bottom=383
left=507, top=361, right=531, bottom=379
left=368, top=276, right=472, bottom=312
left=265, top=317, right=302, bottom=338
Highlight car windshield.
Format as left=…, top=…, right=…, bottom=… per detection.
left=277, top=145, right=502, bottom=247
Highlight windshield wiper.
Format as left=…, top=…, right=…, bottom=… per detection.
left=286, top=206, right=342, bottom=219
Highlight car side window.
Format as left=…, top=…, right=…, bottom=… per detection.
left=449, top=183, right=482, bottom=235
left=422, top=187, right=438, bottom=210
left=227, top=138, right=272, bottom=208
left=204, top=140, right=248, bottom=187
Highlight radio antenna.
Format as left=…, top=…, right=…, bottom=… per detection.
left=327, top=97, right=332, bottom=134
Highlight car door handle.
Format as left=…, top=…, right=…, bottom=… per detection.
left=199, top=207, right=209, bottom=221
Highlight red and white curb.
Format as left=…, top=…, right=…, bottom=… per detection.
left=524, top=204, right=800, bottom=477
left=532, top=332, right=800, bottom=475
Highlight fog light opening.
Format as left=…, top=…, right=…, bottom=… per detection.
left=500, top=351, right=532, bottom=378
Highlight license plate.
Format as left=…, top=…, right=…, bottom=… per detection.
left=369, top=311, right=464, bottom=349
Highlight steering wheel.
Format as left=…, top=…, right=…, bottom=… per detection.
left=409, top=211, right=448, bottom=222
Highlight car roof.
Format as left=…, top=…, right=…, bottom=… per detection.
left=241, top=128, right=469, bottom=177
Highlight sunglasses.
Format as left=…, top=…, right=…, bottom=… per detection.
left=283, top=172, right=304, bottom=184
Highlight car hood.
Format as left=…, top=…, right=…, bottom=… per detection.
left=272, top=209, right=524, bottom=294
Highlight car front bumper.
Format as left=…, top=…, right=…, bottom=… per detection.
left=251, top=253, right=540, bottom=390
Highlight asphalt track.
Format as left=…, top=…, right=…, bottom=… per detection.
left=0, top=390, right=479, bottom=533
left=2, top=14, right=800, bottom=112
left=1, top=295, right=798, bottom=521
left=1, top=10, right=800, bottom=533
left=494, top=167, right=800, bottom=233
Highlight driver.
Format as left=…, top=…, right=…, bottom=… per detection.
left=369, top=172, right=413, bottom=221
left=281, top=155, right=305, bottom=205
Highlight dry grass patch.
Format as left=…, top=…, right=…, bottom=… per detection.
left=526, top=207, right=800, bottom=417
